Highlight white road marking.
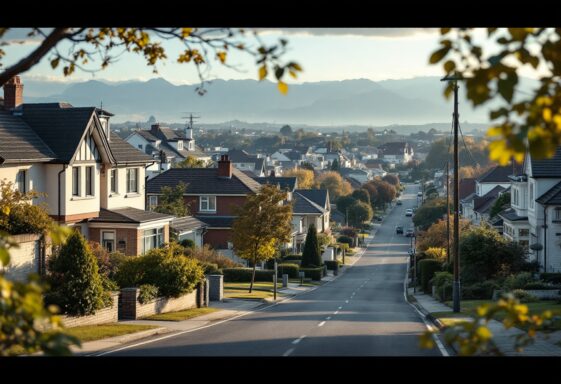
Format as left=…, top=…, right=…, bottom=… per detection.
left=318, top=321, right=326, bottom=327
left=338, top=306, right=342, bottom=310
left=334, top=310, right=339, bottom=315
left=345, top=300, right=349, bottom=303
left=326, top=316, right=331, bottom=320
left=292, top=336, right=306, bottom=345
left=283, top=348, right=295, bottom=356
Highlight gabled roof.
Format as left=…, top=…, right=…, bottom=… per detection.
left=109, top=132, right=153, bottom=164
left=477, top=164, right=523, bottom=183
left=294, top=189, right=329, bottom=209
left=529, top=146, right=561, bottom=178
left=459, top=178, right=476, bottom=200
left=536, top=180, right=561, bottom=205
left=292, top=192, right=327, bottom=215
left=135, top=129, right=160, bottom=142
left=340, top=167, right=368, bottom=177
left=0, top=110, right=56, bottom=163
left=473, top=185, right=505, bottom=213
left=171, top=216, right=207, bottom=233
left=253, top=176, right=298, bottom=192
left=227, top=149, right=256, bottom=163
left=146, top=167, right=262, bottom=195
left=197, top=216, right=235, bottom=228
left=21, top=103, right=98, bottom=162
left=499, top=207, right=528, bottom=222
left=89, top=208, right=173, bottom=224
left=331, top=209, right=345, bottom=223
left=378, top=142, right=410, bottom=156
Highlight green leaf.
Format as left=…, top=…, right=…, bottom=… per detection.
left=0, top=247, right=10, bottom=266
left=444, top=60, right=456, bottom=74
left=440, top=28, right=451, bottom=35
left=497, top=72, right=518, bottom=103
left=50, top=57, right=60, bottom=69
left=429, top=46, right=450, bottom=64
left=275, top=66, right=285, bottom=80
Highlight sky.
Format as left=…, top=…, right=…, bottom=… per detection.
left=2, top=28, right=547, bottom=85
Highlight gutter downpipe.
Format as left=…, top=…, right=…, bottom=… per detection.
left=58, top=164, right=68, bottom=223
left=543, top=205, right=547, bottom=273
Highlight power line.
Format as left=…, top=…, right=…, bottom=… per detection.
left=458, top=122, right=479, bottom=167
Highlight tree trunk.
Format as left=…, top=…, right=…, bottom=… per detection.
left=249, top=256, right=257, bottom=293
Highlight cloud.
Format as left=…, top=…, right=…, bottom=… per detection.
left=255, top=28, right=437, bottom=38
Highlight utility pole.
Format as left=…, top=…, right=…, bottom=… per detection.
left=441, top=74, right=461, bottom=313
left=446, top=161, right=451, bottom=264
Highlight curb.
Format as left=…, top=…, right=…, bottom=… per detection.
left=74, top=327, right=170, bottom=355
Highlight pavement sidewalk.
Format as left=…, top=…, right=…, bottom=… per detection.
left=409, top=288, right=561, bottom=356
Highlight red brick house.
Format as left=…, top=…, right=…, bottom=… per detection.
left=146, top=155, right=262, bottom=256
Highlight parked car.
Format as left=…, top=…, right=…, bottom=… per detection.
left=396, top=226, right=404, bottom=235
left=405, top=228, right=415, bottom=237
left=396, top=200, right=402, bottom=205
left=417, top=191, right=423, bottom=197
left=405, top=209, right=413, bottom=217
left=374, top=215, right=383, bottom=222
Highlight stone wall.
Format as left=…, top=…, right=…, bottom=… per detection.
left=119, top=288, right=199, bottom=320
left=1, top=234, right=42, bottom=282
left=60, top=293, right=119, bottom=328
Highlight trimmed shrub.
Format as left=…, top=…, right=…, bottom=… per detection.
left=283, top=254, right=303, bottom=262
left=337, top=235, right=353, bottom=248
left=138, top=284, right=158, bottom=304
left=462, top=280, right=500, bottom=300
left=503, top=272, right=536, bottom=291
left=302, top=224, right=321, bottom=267
left=523, top=281, right=560, bottom=290
left=222, top=268, right=275, bottom=282
left=418, top=259, right=442, bottom=293
left=46, top=232, right=107, bottom=316
left=339, top=227, right=358, bottom=237
left=277, top=263, right=300, bottom=278
left=300, top=267, right=323, bottom=281
left=324, top=260, right=339, bottom=271
left=199, top=261, right=222, bottom=275
left=541, top=273, right=561, bottom=284
left=180, top=239, right=195, bottom=249
left=186, top=244, right=243, bottom=269
left=510, top=289, right=539, bottom=303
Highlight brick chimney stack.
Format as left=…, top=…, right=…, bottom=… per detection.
left=3, top=76, right=24, bottom=110
left=218, top=155, right=232, bottom=178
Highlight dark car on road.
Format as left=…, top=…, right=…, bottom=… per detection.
left=405, top=228, right=415, bottom=237
left=396, top=226, right=404, bottom=235
left=396, top=200, right=402, bottom=205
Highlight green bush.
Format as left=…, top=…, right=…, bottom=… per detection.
left=462, top=280, right=500, bottom=300
left=283, top=254, right=303, bottom=262
left=337, top=235, right=353, bottom=247
left=510, top=289, right=539, bottom=303
left=114, top=250, right=205, bottom=298
left=540, top=273, right=561, bottom=284
left=300, top=267, right=323, bottom=281
left=277, top=263, right=300, bottom=278
left=198, top=261, right=222, bottom=275
left=503, top=272, right=536, bottom=291
left=302, top=224, right=321, bottom=267
left=418, top=259, right=442, bottom=293
left=46, top=232, right=107, bottom=316
left=222, top=268, right=275, bottom=282
left=138, top=284, right=158, bottom=304
left=324, top=260, right=339, bottom=271
left=431, top=271, right=453, bottom=290
left=523, top=281, right=560, bottom=290
left=180, top=239, right=195, bottom=249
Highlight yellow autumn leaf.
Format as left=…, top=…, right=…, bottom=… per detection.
left=216, top=51, right=227, bottom=64
left=543, top=108, right=552, bottom=122
left=258, top=65, right=267, bottom=80
left=181, top=28, right=193, bottom=38
left=476, top=305, right=489, bottom=317
left=278, top=81, right=288, bottom=95
left=1, top=206, right=10, bottom=215
left=475, top=326, right=492, bottom=341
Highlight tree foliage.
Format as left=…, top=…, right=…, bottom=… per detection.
left=413, top=197, right=448, bottom=230
left=46, top=231, right=108, bottom=316
left=280, top=125, right=293, bottom=136
left=154, top=181, right=189, bottom=217
left=232, top=184, right=292, bottom=292
left=347, top=200, right=373, bottom=227
left=284, top=168, right=315, bottom=189
left=382, top=174, right=399, bottom=186
left=0, top=28, right=302, bottom=94
left=316, top=171, right=352, bottom=200
left=430, top=28, right=561, bottom=164
left=417, top=216, right=471, bottom=253
left=301, top=224, right=321, bottom=268
left=490, top=192, right=511, bottom=219
left=366, top=179, right=396, bottom=207
left=352, top=188, right=370, bottom=205
left=330, top=158, right=340, bottom=172
left=174, top=156, right=206, bottom=168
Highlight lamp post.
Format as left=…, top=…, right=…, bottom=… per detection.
left=412, top=234, right=417, bottom=294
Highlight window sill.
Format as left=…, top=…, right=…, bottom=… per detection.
left=199, top=210, right=217, bottom=214
left=71, top=196, right=96, bottom=201
left=125, top=193, right=141, bottom=198
left=109, top=193, right=120, bottom=198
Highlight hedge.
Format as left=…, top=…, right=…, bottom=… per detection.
left=222, top=268, right=275, bottom=282
left=277, top=263, right=300, bottom=278
left=324, top=260, right=339, bottom=271
left=540, top=273, right=561, bottom=284
left=337, top=235, right=353, bottom=247
left=462, top=280, right=499, bottom=300
left=300, top=267, right=323, bottom=281
left=523, top=282, right=561, bottom=290
left=418, top=259, right=442, bottom=293
left=283, top=255, right=303, bottom=262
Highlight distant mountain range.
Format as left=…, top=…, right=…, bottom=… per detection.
left=24, top=76, right=539, bottom=127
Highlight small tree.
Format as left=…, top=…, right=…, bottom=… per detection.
left=154, top=181, right=189, bottom=217
left=284, top=168, right=315, bottom=189
left=347, top=201, right=373, bottom=228
left=490, top=192, right=511, bottom=219
left=174, top=156, right=206, bottom=168
left=302, top=224, right=321, bottom=268
left=330, top=158, right=340, bottom=172
left=280, top=125, right=293, bottom=136
left=352, top=188, right=371, bottom=205
left=413, top=197, right=448, bottom=230
left=46, top=231, right=107, bottom=316
left=232, top=184, right=293, bottom=292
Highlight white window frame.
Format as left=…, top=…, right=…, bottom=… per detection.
left=110, top=169, right=118, bottom=194
left=16, top=169, right=27, bottom=193
left=177, top=141, right=183, bottom=150
left=199, top=195, right=216, bottom=212
left=72, top=166, right=80, bottom=196
left=85, top=166, right=94, bottom=196
left=142, top=227, right=164, bottom=253
left=148, top=195, right=158, bottom=210
left=555, top=208, right=561, bottom=221
left=529, top=182, right=534, bottom=209
left=101, top=230, right=116, bottom=252
left=127, top=168, right=138, bottom=193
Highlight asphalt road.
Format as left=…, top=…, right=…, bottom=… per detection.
left=108, top=184, right=441, bottom=356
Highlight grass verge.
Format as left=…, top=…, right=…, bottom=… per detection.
left=143, top=307, right=219, bottom=321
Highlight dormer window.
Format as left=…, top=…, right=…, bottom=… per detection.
left=177, top=141, right=183, bottom=150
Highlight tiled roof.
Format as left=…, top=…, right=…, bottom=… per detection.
left=253, top=176, right=298, bottom=192
left=227, top=149, right=255, bottom=162
left=478, top=164, right=523, bottom=183
left=473, top=185, right=505, bottom=213
left=378, top=142, right=409, bottom=155
left=459, top=178, right=476, bottom=200
left=498, top=207, right=528, bottom=222
left=292, top=192, right=326, bottom=215
left=109, top=132, right=153, bottom=164
left=536, top=180, right=561, bottom=205
left=89, top=208, right=173, bottom=224
left=530, top=146, right=561, bottom=178
left=331, top=209, right=345, bottom=223
left=197, top=216, right=235, bottom=228
left=171, top=216, right=207, bottom=233
left=146, top=167, right=262, bottom=195
left=135, top=129, right=159, bottom=142
left=21, top=103, right=97, bottom=162
left=294, top=189, right=329, bottom=209
left=0, top=110, right=56, bottom=163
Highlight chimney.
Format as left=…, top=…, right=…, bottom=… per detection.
left=270, top=169, right=276, bottom=177
left=3, top=76, right=24, bottom=110
left=218, top=155, right=232, bottom=178
left=151, top=123, right=160, bottom=134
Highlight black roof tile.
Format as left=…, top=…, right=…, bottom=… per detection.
left=89, top=208, right=173, bottom=224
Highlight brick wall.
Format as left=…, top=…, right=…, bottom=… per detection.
left=119, top=288, right=199, bottom=320
left=1, top=234, right=40, bottom=282
left=60, top=292, right=119, bottom=328
left=89, top=227, right=141, bottom=256
left=203, top=228, right=232, bottom=249
left=185, top=195, right=247, bottom=216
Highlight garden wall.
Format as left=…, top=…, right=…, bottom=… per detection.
left=1, top=234, right=46, bottom=281
left=119, top=287, right=199, bottom=320
left=60, top=292, right=119, bottom=328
